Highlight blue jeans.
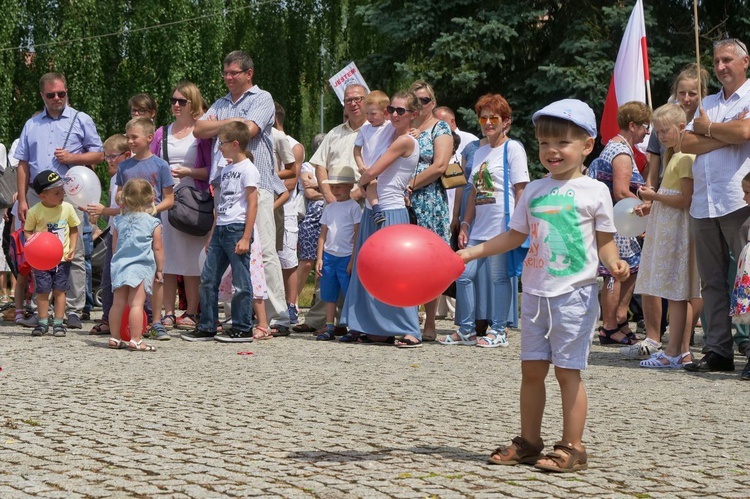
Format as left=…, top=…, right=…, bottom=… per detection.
left=456, top=238, right=512, bottom=334
left=198, top=223, right=253, bottom=332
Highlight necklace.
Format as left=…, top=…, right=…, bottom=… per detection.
left=171, top=123, right=194, bottom=139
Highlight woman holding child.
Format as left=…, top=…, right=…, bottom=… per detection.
left=151, top=82, right=213, bottom=331
left=407, top=80, right=453, bottom=341
left=340, top=91, right=423, bottom=347
left=589, top=101, right=651, bottom=345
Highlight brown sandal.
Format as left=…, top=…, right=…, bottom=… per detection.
left=488, top=436, right=544, bottom=465
left=534, top=441, right=588, bottom=473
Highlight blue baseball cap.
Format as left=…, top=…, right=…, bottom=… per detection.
left=532, top=99, right=597, bottom=138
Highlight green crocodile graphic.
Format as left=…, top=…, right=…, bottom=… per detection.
left=528, top=187, right=585, bottom=276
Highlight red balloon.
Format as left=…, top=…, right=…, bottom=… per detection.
left=24, top=232, right=64, bottom=271
left=119, top=305, right=148, bottom=342
left=357, top=224, right=465, bottom=307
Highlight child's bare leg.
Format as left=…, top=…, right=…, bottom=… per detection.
left=316, top=302, right=337, bottom=340
left=641, top=294, right=663, bottom=344
left=366, top=181, right=379, bottom=208
left=36, top=293, right=50, bottom=322
left=532, top=367, right=588, bottom=471
left=664, top=300, right=693, bottom=361
left=252, top=299, right=271, bottom=339
left=151, top=278, right=164, bottom=324
left=163, top=274, right=178, bottom=321
left=14, top=274, right=28, bottom=314
left=127, top=283, right=152, bottom=350
left=519, top=360, right=549, bottom=444
left=109, top=287, right=128, bottom=343
left=489, top=360, right=547, bottom=463
left=52, top=290, right=66, bottom=321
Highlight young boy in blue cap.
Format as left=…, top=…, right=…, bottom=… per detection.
left=458, top=99, right=629, bottom=472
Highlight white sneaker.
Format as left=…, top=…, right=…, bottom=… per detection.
left=619, top=338, right=661, bottom=359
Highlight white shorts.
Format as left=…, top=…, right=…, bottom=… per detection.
left=519, top=284, right=597, bottom=370
left=278, top=215, right=299, bottom=270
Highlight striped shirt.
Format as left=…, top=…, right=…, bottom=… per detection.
left=201, top=85, right=283, bottom=194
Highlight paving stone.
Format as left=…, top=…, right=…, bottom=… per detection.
left=0, top=313, right=745, bottom=496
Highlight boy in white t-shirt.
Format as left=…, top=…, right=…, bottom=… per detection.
left=354, top=90, right=394, bottom=226
left=315, top=165, right=362, bottom=341
left=181, top=122, right=260, bottom=343
left=458, top=100, right=629, bottom=473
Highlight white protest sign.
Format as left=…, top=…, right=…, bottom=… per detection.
left=328, top=62, right=370, bottom=105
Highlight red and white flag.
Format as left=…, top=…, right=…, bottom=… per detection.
left=600, top=0, right=650, bottom=168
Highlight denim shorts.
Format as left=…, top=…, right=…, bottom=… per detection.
left=519, top=284, right=597, bottom=370
left=33, top=262, right=72, bottom=294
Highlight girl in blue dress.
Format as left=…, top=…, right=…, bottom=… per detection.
left=108, top=179, right=164, bottom=352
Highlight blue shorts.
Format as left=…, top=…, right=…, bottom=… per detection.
left=33, top=262, right=72, bottom=294
left=519, top=284, right=597, bottom=370
left=320, top=252, right=351, bottom=303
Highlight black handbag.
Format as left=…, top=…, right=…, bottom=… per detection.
left=168, top=185, right=214, bottom=236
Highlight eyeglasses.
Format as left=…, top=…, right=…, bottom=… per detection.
left=387, top=106, right=412, bottom=116
left=170, top=97, right=190, bottom=106
left=131, top=108, right=150, bottom=116
left=221, top=70, right=246, bottom=78
left=478, top=116, right=502, bottom=125
left=640, top=123, right=651, bottom=133
left=418, top=96, right=432, bottom=105
left=105, top=152, right=126, bottom=161
left=44, top=91, right=67, bottom=99
left=343, top=96, right=364, bottom=105
left=218, top=139, right=234, bottom=147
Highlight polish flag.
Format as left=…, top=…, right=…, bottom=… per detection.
left=600, top=0, right=650, bottom=170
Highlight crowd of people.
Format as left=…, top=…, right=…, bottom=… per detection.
left=4, top=39, right=750, bottom=471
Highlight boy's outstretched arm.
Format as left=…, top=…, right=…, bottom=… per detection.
left=596, top=231, right=629, bottom=281
left=457, top=229, right=528, bottom=264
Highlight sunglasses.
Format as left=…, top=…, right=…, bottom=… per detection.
left=478, top=115, right=502, bottom=125
left=170, top=97, right=190, bottom=106
left=387, top=106, right=412, bottom=116
left=44, top=91, right=67, bottom=99
left=418, top=96, right=432, bottom=105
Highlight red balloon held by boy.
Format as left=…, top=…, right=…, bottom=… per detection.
left=356, top=224, right=465, bottom=307
left=24, top=232, right=64, bottom=271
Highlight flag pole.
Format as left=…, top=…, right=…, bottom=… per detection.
left=693, top=0, right=702, bottom=103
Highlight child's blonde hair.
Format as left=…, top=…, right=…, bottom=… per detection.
left=652, top=103, right=687, bottom=165
left=120, top=179, right=156, bottom=215
left=103, top=133, right=128, bottom=153
left=365, top=90, right=390, bottom=109
left=125, top=116, right=155, bottom=136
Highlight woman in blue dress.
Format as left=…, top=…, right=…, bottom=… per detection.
left=407, top=80, right=454, bottom=341
left=109, top=179, right=163, bottom=352
left=340, top=91, right=423, bottom=347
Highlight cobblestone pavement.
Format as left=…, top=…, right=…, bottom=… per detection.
left=1, top=310, right=749, bottom=498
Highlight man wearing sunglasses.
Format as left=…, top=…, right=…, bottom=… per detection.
left=682, top=38, right=750, bottom=378
left=192, top=50, right=292, bottom=337
left=14, top=72, right=104, bottom=330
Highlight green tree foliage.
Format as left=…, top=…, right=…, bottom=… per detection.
left=1, top=0, right=750, bottom=177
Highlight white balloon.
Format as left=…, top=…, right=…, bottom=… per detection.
left=613, top=197, right=648, bottom=237
left=63, top=166, right=102, bottom=209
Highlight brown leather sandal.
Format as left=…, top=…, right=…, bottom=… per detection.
left=534, top=441, right=588, bottom=472
left=488, top=436, right=544, bottom=465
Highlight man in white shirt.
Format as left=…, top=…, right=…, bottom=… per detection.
left=682, top=38, right=750, bottom=377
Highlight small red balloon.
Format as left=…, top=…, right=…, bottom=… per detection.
left=24, top=232, right=64, bottom=271
left=120, top=305, right=148, bottom=342
left=357, top=224, right=465, bottom=307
